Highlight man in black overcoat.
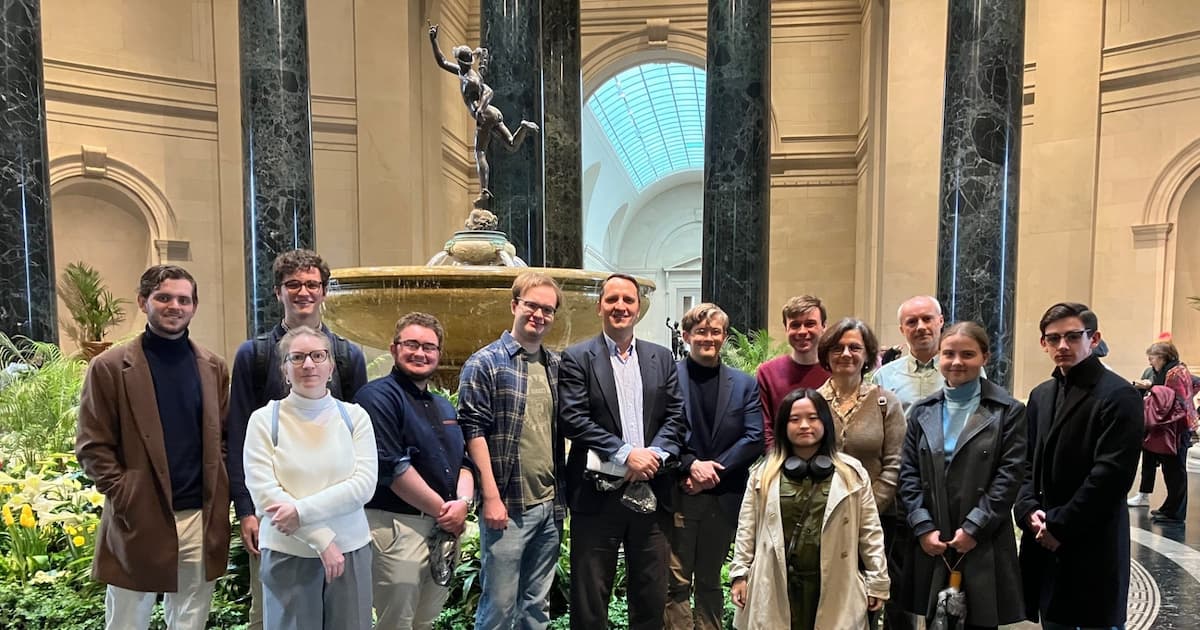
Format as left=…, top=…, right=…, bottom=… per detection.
left=1014, top=302, right=1143, bottom=629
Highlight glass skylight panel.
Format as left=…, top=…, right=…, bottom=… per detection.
left=587, top=62, right=706, bottom=190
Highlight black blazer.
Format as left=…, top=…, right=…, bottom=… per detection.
left=1013, top=354, right=1143, bottom=627
left=558, top=334, right=687, bottom=514
left=676, top=360, right=763, bottom=526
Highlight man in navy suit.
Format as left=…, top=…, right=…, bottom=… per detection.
left=558, top=273, right=688, bottom=630
left=664, top=303, right=763, bottom=630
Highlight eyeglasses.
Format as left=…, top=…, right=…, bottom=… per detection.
left=395, top=339, right=441, bottom=354
left=515, top=298, right=557, bottom=317
left=285, top=349, right=330, bottom=365
left=1042, top=329, right=1091, bottom=345
left=833, top=343, right=866, bottom=355
left=282, top=280, right=325, bottom=293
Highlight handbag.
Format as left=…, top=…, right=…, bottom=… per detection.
left=1143, top=385, right=1185, bottom=456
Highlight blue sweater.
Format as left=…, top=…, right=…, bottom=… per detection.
left=142, top=327, right=204, bottom=510
left=943, top=377, right=981, bottom=456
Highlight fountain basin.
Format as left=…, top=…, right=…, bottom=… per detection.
left=324, top=266, right=655, bottom=373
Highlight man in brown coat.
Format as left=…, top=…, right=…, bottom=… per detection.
left=76, top=265, right=231, bottom=630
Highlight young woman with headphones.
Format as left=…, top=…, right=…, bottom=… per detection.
left=729, top=388, right=890, bottom=629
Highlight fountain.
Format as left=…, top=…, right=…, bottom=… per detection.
left=322, top=24, right=653, bottom=380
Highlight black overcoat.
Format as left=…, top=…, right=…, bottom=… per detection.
left=897, top=378, right=1027, bottom=626
left=1013, top=354, right=1143, bottom=627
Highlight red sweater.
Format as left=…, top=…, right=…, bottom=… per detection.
left=755, top=355, right=831, bottom=451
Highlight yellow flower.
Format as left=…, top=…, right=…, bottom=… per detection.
left=1, top=504, right=13, bottom=527
left=65, top=524, right=78, bottom=536
left=19, top=504, right=35, bottom=528
left=0, top=484, right=12, bottom=494
left=72, top=535, right=85, bottom=547
left=87, top=523, right=96, bottom=533
left=86, top=490, right=104, bottom=507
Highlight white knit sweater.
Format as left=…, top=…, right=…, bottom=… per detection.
left=244, top=391, right=378, bottom=557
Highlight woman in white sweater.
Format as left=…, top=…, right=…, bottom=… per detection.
left=244, top=326, right=378, bottom=630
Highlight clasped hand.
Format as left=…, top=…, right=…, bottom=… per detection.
left=1029, top=509, right=1060, bottom=551
left=624, top=447, right=660, bottom=482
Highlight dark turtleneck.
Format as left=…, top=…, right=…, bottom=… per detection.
left=142, top=326, right=204, bottom=511
left=686, top=357, right=721, bottom=442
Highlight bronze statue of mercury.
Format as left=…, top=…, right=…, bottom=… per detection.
left=429, top=23, right=539, bottom=210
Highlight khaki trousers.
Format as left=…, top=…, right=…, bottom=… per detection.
left=367, top=509, right=453, bottom=630
left=105, top=509, right=215, bottom=630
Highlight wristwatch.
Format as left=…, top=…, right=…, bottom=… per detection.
left=457, top=495, right=476, bottom=511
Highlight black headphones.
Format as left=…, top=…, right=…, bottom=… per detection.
left=783, top=454, right=834, bottom=481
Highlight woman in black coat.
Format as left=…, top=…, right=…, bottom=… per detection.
left=898, top=322, right=1027, bottom=629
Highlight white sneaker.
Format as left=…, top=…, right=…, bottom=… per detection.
left=1127, top=492, right=1151, bottom=507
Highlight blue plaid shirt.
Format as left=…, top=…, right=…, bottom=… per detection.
left=457, top=330, right=566, bottom=522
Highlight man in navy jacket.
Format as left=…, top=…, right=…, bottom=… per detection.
left=665, top=303, right=763, bottom=630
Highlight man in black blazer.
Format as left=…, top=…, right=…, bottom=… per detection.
left=559, top=273, right=688, bottom=630
left=1014, top=302, right=1142, bottom=629
left=665, top=303, right=763, bottom=630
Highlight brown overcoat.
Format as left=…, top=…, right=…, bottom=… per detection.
left=75, top=334, right=231, bottom=592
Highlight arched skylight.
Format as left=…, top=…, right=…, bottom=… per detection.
left=586, top=62, right=705, bottom=190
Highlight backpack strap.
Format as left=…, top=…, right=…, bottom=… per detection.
left=331, top=333, right=355, bottom=399
left=334, top=400, right=354, bottom=435
left=252, top=333, right=275, bottom=407
left=270, top=400, right=282, bottom=447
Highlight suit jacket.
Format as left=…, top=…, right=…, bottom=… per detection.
left=75, top=334, right=232, bottom=592
left=676, top=360, right=763, bottom=526
left=558, top=334, right=687, bottom=514
left=1013, top=354, right=1143, bottom=627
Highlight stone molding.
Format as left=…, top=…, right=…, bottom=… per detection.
left=1131, top=222, right=1174, bottom=246
left=1100, top=29, right=1200, bottom=112
left=42, top=57, right=356, bottom=142
left=48, top=147, right=179, bottom=246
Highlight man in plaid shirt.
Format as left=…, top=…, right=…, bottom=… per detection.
left=458, top=272, right=566, bottom=629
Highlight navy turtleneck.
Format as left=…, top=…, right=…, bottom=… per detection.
left=142, top=326, right=204, bottom=510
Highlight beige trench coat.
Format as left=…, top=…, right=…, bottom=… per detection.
left=730, top=453, right=890, bottom=630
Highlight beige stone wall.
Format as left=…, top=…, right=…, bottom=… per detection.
left=36, top=0, right=1200, bottom=386
left=40, top=0, right=474, bottom=361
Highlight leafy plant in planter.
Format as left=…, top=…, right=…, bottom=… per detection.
left=58, top=262, right=130, bottom=359
left=0, top=334, right=87, bottom=471
left=721, top=328, right=787, bottom=376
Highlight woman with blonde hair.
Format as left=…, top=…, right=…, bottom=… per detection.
left=243, top=326, right=378, bottom=629
left=730, top=388, right=889, bottom=629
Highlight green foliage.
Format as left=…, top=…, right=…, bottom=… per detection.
left=0, top=334, right=87, bottom=471
left=430, top=384, right=460, bottom=407
left=0, top=579, right=106, bottom=629
left=58, top=262, right=130, bottom=343
left=721, top=328, right=787, bottom=376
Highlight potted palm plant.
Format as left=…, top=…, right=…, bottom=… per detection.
left=58, top=262, right=130, bottom=360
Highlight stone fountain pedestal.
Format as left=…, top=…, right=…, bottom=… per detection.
left=323, top=265, right=654, bottom=385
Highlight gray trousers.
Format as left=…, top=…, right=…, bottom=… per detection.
left=260, top=545, right=373, bottom=630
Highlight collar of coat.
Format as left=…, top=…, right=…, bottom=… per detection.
left=1051, top=353, right=1105, bottom=387
left=919, top=377, right=1015, bottom=407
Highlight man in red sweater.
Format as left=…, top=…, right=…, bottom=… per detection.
left=755, top=295, right=830, bottom=450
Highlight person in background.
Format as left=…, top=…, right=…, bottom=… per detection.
left=1128, top=337, right=1195, bottom=523
left=226, top=249, right=368, bottom=629
left=872, top=296, right=946, bottom=413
